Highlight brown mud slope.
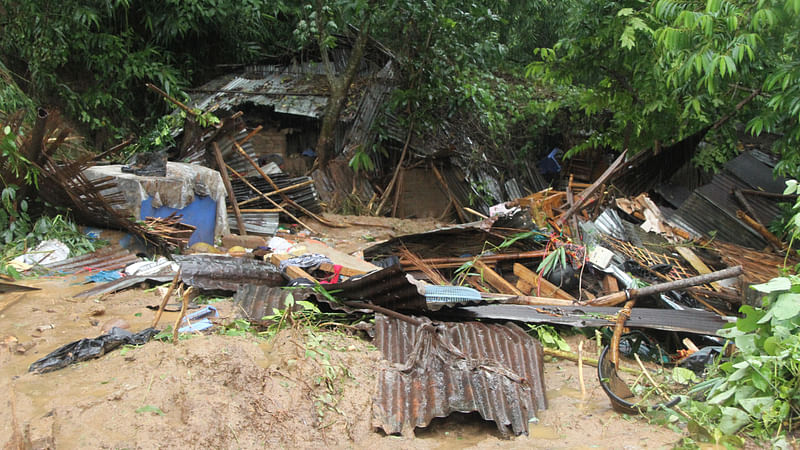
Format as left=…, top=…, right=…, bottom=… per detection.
left=1, top=215, right=683, bottom=448
left=1, top=278, right=683, bottom=449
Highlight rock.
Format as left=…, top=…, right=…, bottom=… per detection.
left=101, top=318, right=130, bottom=333
left=89, top=304, right=106, bottom=316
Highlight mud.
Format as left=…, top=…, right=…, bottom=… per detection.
left=1, top=218, right=686, bottom=448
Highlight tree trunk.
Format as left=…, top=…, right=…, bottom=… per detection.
left=314, top=4, right=372, bottom=168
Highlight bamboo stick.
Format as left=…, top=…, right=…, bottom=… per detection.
left=587, top=266, right=743, bottom=307
left=224, top=162, right=316, bottom=233
left=214, top=142, right=247, bottom=236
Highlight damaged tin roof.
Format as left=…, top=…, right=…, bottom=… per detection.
left=174, top=255, right=283, bottom=291
left=323, top=265, right=426, bottom=311
left=669, top=150, right=787, bottom=249
left=190, top=65, right=330, bottom=118
left=42, top=245, right=140, bottom=274
left=373, top=314, right=547, bottom=436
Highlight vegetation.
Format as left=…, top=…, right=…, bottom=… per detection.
left=2, top=1, right=800, bottom=442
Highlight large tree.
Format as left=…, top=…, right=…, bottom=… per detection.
left=528, top=0, right=800, bottom=175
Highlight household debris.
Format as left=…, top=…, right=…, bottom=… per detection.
left=13, top=77, right=795, bottom=441
left=28, top=327, right=160, bottom=374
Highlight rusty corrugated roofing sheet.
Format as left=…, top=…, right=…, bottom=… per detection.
left=373, top=314, right=547, bottom=436
left=173, top=255, right=283, bottom=291
left=323, top=265, right=426, bottom=311
left=41, top=245, right=140, bottom=274
left=233, top=284, right=371, bottom=321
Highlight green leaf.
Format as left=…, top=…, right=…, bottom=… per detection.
left=736, top=305, right=766, bottom=331
left=135, top=405, right=165, bottom=416
left=751, top=277, right=791, bottom=293
left=738, top=397, right=774, bottom=416
left=708, top=386, right=736, bottom=404
left=784, top=179, right=798, bottom=195
left=718, top=407, right=749, bottom=434
left=672, top=367, right=699, bottom=384
left=771, top=293, right=800, bottom=320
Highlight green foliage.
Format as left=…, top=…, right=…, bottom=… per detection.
left=135, top=404, right=166, bottom=416
left=528, top=324, right=571, bottom=351
left=678, top=280, right=800, bottom=444
left=537, top=246, right=568, bottom=276
left=0, top=186, right=105, bottom=278
left=0, top=0, right=290, bottom=143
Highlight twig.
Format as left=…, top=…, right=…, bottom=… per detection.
left=172, top=287, right=192, bottom=343
left=633, top=354, right=692, bottom=420
left=152, top=272, right=181, bottom=328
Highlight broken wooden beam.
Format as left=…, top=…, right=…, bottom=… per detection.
left=587, top=266, right=744, bottom=307
left=213, top=142, right=247, bottom=236
left=513, top=263, right=574, bottom=300
left=474, top=261, right=523, bottom=295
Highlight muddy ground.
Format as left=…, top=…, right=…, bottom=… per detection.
left=1, top=215, right=685, bottom=449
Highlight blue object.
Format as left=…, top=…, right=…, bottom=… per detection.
left=178, top=306, right=219, bottom=333
left=537, top=148, right=562, bottom=175
left=85, top=270, right=123, bottom=283
left=140, top=195, right=218, bottom=246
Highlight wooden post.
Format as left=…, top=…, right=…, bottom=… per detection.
left=213, top=142, right=247, bottom=236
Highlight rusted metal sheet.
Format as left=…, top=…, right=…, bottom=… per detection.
left=373, top=314, right=547, bottom=436
left=234, top=285, right=307, bottom=321
left=323, top=265, right=426, bottom=311
left=174, top=255, right=283, bottom=291
left=41, top=246, right=140, bottom=274
left=74, top=275, right=173, bottom=298
left=233, top=284, right=371, bottom=321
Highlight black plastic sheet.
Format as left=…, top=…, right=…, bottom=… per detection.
left=29, top=327, right=160, bottom=374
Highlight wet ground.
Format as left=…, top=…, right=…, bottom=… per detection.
left=1, top=216, right=686, bottom=448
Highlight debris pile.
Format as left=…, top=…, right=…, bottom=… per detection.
left=8, top=71, right=796, bottom=441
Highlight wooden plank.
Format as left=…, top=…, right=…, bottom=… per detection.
left=513, top=263, right=575, bottom=300
left=270, top=253, right=319, bottom=282
left=318, top=262, right=368, bottom=277
left=675, top=246, right=723, bottom=292
left=601, top=274, right=619, bottom=295
left=299, top=240, right=380, bottom=273
left=474, top=261, right=523, bottom=295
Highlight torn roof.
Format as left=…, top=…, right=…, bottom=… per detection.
left=668, top=150, right=787, bottom=249
left=189, top=67, right=330, bottom=118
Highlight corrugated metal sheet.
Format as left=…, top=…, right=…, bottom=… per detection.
left=173, top=255, right=283, bottom=291
left=75, top=275, right=174, bottom=298
left=437, top=304, right=730, bottom=335
left=233, top=284, right=371, bottom=321
left=227, top=212, right=279, bottom=236
left=41, top=245, right=140, bottom=274
left=324, top=265, right=426, bottom=311
left=668, top=150, right=786, bottom=249
left=234, top=285, right=306, bottom=321
left=190, top=70, right=329, bottom=119
left=373, top=314, right=547, bottom=436
left=671, top=191, right=767, bottom=249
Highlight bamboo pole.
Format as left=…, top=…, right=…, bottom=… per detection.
left=231, top=140, right=345, bottom=228
left=152, top=271, right=181, bottom=328
left=587, top=266, right=743, bottom=307
left=214, top=142, right=247, bottom=236
left=224, top=162, right=316, bottom=233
